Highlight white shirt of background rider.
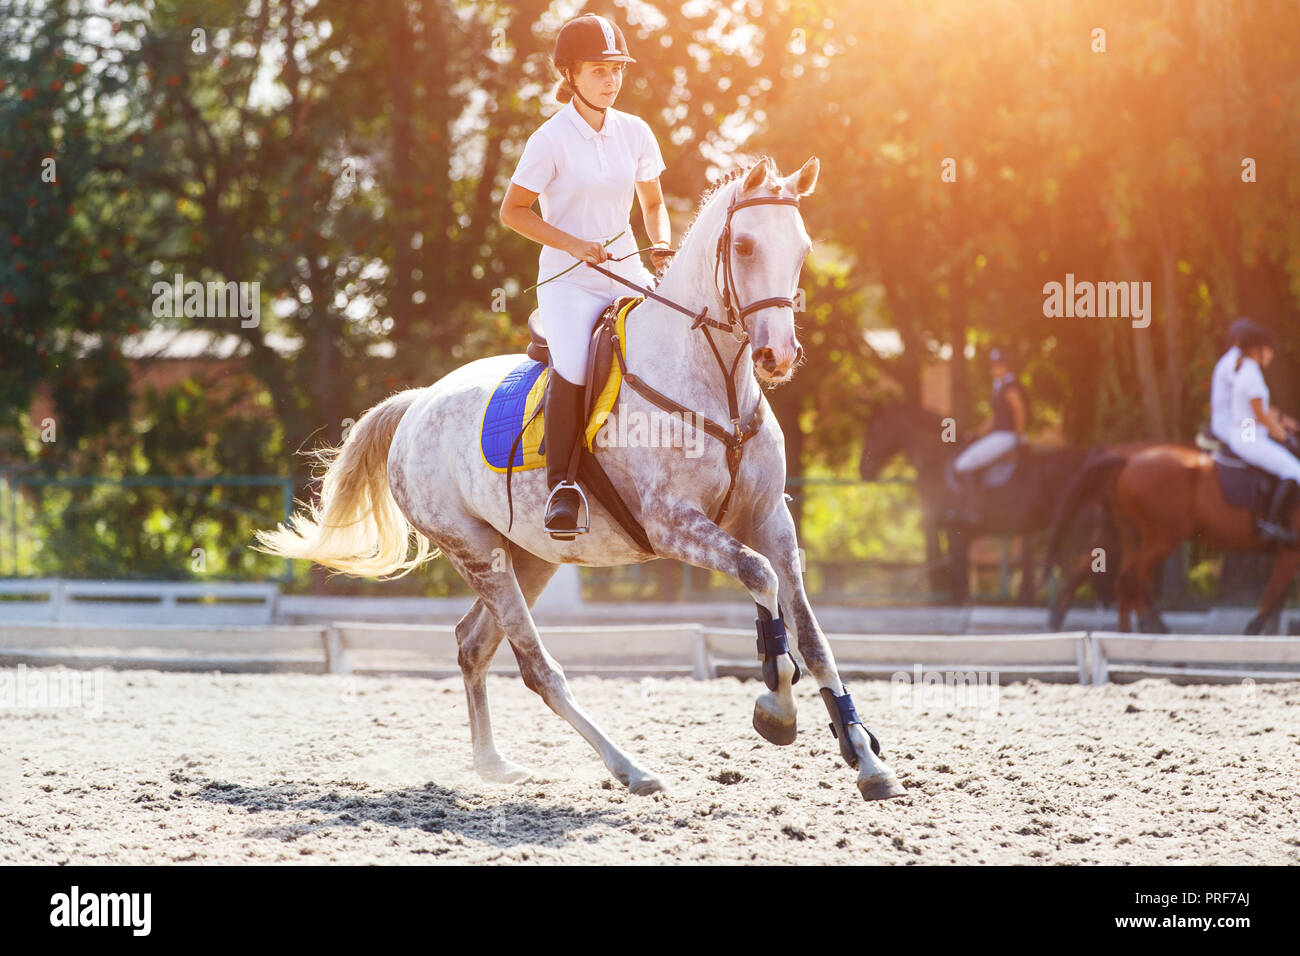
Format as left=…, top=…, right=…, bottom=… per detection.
left=1230, top=357, right=1269, bottom=439
left=510, top=98, right=666, bottom=282
left=1210, top=344, right=1242, bottom=443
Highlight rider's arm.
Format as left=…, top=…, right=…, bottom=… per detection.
left=1251, top=397, right=1289, bottom=442
left=1008, top=388, right=1028, bottom=436
left=499, top=183, right=607, bottom=264
left=634, top=177, right=672, bottom=270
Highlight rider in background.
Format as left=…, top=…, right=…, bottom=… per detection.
left=1228, top=326, right=1300, bottom=543
left=498, top=13, right=671, bottom=537
left=948, top=347, right=1028, bottom=523
left=1209, top=317, right=1258, bottom=446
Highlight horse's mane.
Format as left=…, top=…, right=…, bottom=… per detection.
left=674, top=155, right=775, bottom=253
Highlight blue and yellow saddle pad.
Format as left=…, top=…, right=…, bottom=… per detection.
left=479, top=296, right=642, bottom=472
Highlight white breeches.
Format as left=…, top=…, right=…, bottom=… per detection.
left=536, top=259, right=655, bottom=386
left=1226, top=431, right=1300, bottom=482
left=953, top=430, right=1020, bottom=472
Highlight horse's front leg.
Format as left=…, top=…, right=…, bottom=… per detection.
left=644, top=506, right=801, bottom=747
left=746, top=501, right=907, bottom=802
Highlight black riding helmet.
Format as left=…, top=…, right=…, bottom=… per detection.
left=1239, top=325, right=1276, bottom=353
left=553, top=14, right=636, bottom=114
left=1228, top=316, right=1258, bottom=344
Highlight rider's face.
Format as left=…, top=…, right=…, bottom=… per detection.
left=573, top=60, right=625, bottom=104
left=1260, top=345, right=1275, bottom=368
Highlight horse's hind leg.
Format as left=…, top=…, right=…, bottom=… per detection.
left=1245, top=547, right=1300, bottom=634
left=745, top=502, right=905, bottom=802
left=1048, top=549, right=1092, bottom=630
left=456, top=543, right=559, bottom=783
left=1132, top=538, right=1177, bottom=633
left=437, top=520, right=665, bottom=796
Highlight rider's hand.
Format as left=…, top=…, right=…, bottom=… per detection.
left=649, top=243, right=673, bottom=274
left=568, top=238, right=608, bottom=265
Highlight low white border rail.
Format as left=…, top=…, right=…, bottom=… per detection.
left=0, top=622, right=325, bottom=672
left=0, top=579, right=278, bottom=625
left=1088, top=632, right=1300, bottom=684
left=700, top=629, right=1091, bottom=683
left=2, top=622, right=1300, bottom=684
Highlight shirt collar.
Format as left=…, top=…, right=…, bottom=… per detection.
left=564, top=98, right=614, bottom=139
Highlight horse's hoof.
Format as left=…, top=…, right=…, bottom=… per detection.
left=753, top=698, right=797, bottom=745
left=857, top=771, right=906, bottom=802
left=1244, top=616, right=1264, bottom=636
left=476, top=758, right=534, bottom=784
left=625, top=771, right=666, bottom=796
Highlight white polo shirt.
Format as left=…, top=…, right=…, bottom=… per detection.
left=1210, top=345, right=1241, bottom=443
left=510, top=98, right=666, bottom=281
left=1230, top=357, right=1269, bottom=434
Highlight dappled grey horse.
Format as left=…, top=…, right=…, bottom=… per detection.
left=255, top=156, right=904, bottom=802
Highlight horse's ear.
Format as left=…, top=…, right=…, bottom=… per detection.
left=741, top=157, right=772, bottom=194
left=791, top=156, right=819, bottom=197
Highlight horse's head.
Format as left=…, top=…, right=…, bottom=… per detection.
left=859, top=402, right=938, bottom=480
left=717, top=156, right=818, bottom=386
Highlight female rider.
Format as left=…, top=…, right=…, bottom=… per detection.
left=498, top=13, right=671, bottom=537
left=1228, top=326, right=1300, bottom=543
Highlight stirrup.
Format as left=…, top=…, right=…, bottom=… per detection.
left=1256, top=520, right=1297, bottom=544
left=543, top=480, right=590, bottom=539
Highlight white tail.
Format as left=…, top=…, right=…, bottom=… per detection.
left=253, top=389, right=439, bottom=578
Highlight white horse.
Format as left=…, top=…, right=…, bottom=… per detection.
left=254, top=156, right=905, bottom=801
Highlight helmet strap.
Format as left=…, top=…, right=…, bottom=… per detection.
left=564, top=68, right=608, bottom=114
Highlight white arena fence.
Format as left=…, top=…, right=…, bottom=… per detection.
left=0, top=578, right=278, bottom=625
left=1, top=579, right=1298, bottom=684
left=1, top=619, right=1299, bottom=685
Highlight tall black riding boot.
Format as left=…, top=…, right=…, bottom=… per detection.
left=1257, top=478, right=1298, bottom=544
left=542, top=371, right=587, bottom=539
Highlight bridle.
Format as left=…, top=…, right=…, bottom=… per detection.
left=713, top=191, right=803, bottom=336
left=580, top=184, right=806, bottom=524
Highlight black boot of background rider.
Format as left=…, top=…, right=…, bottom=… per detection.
left=543, top=371, right=585, bottom=536
left=1257, top=478, right=1298, bottom=544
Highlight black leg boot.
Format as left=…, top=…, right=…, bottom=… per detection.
left=1258, top=478, right=1298, bottom=544
left=542, top=371, right=587, bottom=539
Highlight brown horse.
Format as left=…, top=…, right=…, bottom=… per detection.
left=1045, top=441, right=1156, bottom=629
left=1048, top=444, right=1300, bottom=633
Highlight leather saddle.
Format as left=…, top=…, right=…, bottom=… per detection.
left=945, top=442, right=1024, bottom=494
left=527, top=308, right=616, bottom=424
left=513, top=303, right=653, bottom=553
left=1213, top=444, right=1277, bottom=514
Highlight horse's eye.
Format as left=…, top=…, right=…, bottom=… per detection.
left=734, top=238, right=754, bottom=257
